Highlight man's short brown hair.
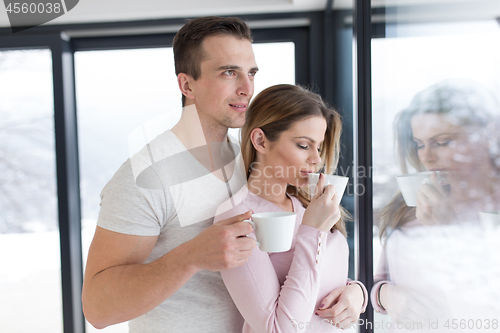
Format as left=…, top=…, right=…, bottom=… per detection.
left=173, top=16, right=253, bottom=105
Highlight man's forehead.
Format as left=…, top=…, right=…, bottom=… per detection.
left=200, top=35, right=256, bottom=66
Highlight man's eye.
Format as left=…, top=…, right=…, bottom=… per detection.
left=223, top=70, right=235, bottom=75
left=249, top=71, right=257, bottom=77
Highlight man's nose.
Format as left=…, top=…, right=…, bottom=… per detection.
left=237, top=75, right=253, bottom=97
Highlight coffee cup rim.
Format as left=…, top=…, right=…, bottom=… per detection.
left=252, top=212, right=296, bottom=219
left=308, top=173, right=349, bottom=179
left=396, top=171, right=448, bottom=179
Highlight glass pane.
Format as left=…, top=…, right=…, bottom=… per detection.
left=76, top=42, right=295, bottom=332
left=372, top=5, right=500, bottom=332
left=0, top=50, right=62, bottom=332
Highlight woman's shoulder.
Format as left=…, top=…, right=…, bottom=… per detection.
left=213, top=186, right=252, bottom=223
left=289, top=194, right=306, bottom=214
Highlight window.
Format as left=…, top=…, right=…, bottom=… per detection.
left=0, top=49, right=63, bottom=332
left=371, top=19, right=500, bottom=331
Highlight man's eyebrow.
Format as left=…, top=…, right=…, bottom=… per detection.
left=217, top=65, right=242, bottom=71
left=217, top=65, right=259, bottom=72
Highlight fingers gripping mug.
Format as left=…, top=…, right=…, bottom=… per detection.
left=307, top=173, right=349, bottom=205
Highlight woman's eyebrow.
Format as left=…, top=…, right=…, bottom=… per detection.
left=430, top=132, right=459, bottom=140
left=412, top=132, right=459, bottom=141
left=294, top=136, right=324, bottom=144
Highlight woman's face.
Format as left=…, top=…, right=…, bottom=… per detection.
left=264, top=116, right=327, bottom=188
left=410, top=113, right=492, bottom=182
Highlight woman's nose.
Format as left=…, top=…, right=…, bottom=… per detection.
left=420, top=145, right=437, bottom=163
left=309, top=149, right=322, bottom=165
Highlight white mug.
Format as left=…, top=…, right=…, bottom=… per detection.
left=308, top=173, right=349, bottom=205
left=479, top=210, right=500, bottom=231
left=396, top=171, right=448, bottom=207
left=244, top=212, right=296, bottom=253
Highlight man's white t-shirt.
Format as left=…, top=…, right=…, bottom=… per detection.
left=97, top=130, right=247, bottom=332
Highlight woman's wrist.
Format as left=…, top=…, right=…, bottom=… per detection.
left=347, top=281, right=366, bottom=313
left=378, top=283, right=387, bottom=310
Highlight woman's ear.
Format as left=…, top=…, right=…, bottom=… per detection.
left=250, top=128, right=268, bottom=154
left=177, top=73, right=195, bottom=101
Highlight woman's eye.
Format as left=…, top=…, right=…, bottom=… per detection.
left=297, top=144, right=308, bottom=150
left=414, top=142, right=425, bottom=150
left=436, top=140, right=451, bottom=147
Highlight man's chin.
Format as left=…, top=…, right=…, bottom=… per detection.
left=226, top=119, right=246, bottom=129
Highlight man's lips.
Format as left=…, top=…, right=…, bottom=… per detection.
left=229, top=103, right=247, bottom=112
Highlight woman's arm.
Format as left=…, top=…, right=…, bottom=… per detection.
left=315, top=279, right=367, bottom=329
left=220, top=224, right=326, bottom=333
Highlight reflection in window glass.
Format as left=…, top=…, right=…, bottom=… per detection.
left=372, top=21, right=500, bottom=331
left=76, top=42, right=294, bottom=332
left=0, top=50, right=62, bottom=332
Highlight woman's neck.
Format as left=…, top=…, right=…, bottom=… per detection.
left=247, top=165, right=293, bottom=211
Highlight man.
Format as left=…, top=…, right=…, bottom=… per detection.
left=82, top=16, right=258, bottom=332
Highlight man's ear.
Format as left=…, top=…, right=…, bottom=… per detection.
left=177, top=73, right=195, bottom=101
left=250, top=128, right=268, bottom=155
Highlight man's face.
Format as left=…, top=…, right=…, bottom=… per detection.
left=189, top=35, right=258, bottom=130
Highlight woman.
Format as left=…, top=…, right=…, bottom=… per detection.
left=371, top=79, right=500, bottom=329
left=214, top=84, right=367, bottom=332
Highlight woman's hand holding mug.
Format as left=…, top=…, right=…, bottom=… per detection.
left=416, top=171, right=456, bottom=225
left=302, top=173, right=341, bottom=232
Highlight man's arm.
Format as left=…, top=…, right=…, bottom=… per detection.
left=82, top=211, right=255, bottom=329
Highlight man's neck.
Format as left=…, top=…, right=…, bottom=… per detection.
left=171, top=104, right=229, bottom=147
left=171, top=104, right=235, bottom=178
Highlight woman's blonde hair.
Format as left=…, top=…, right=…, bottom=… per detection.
left=379, top=78, right=500, bottom=242
left=240, top=84, right=349, bottom=236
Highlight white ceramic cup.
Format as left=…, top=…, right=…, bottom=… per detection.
left=308, top=173, right=349, bottom=204
left=244, top=212, right=296, bottom=253
left=479, top=210, right=500, bottom=231
left=396, top=171, right=448, bottom=207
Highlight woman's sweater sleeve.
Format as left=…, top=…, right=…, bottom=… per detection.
left=220, top=224, right=327, bottom=333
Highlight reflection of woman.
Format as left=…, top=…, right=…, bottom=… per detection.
left=214, top=85, right=367, bottom=332
left=371, top=79, right=500, bottom=327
